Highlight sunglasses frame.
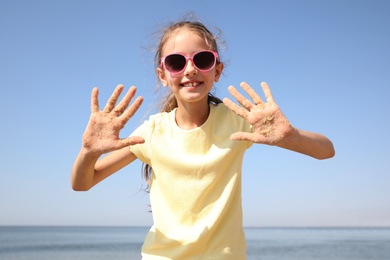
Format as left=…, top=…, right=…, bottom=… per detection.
left=160, top=50, right=219, bottom=76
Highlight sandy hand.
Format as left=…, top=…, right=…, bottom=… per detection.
left=82, top=84, right=145, bottom=155
left=223, top=82, right=295, bottom=145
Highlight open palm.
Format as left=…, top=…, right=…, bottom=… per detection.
left=82, top=84, right=145, bottom=155
left=223, top=82, right=295, bottom=145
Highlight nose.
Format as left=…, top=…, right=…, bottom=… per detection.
left=184, top=59, right=198, bottom=76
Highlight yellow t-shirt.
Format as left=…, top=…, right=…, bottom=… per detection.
left=130, top=103, right=253, bottom=259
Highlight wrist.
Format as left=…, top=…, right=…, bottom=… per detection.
left=79, top=146, right=102, bottom=160
left=276, top=127, right=300, bottom=148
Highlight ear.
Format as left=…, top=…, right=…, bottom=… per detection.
left=157, top=68, right=169, bottom=87
left=214, top=62, right=224, bottom=82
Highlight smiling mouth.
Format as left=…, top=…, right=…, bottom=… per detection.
left=181, top=82, right=202, bottom=88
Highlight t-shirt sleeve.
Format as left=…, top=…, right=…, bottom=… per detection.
left=225, top=105, right=254, bottom=150
left=129, top=119, right=153, bottom=165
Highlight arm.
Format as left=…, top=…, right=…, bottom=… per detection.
left=71, top=146, right=138, bottom=191
left=223, top=82, right=335, bottom=159
left=276, top=128, right=335, bottom=160
left=71, top=84, right=145, bottom=191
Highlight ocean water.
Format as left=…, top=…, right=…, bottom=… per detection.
left=0, top=226, right=389, bottom=260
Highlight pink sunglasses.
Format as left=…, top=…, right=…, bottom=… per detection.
left=160, top=50, right=219, bottom=76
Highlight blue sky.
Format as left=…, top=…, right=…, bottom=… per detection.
left=1, top=0, right=389, bottom=227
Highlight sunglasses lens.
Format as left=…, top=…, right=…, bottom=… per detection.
left=165, top=54, right=186, bottom=73
left=193, top=51, right=215, bottom=70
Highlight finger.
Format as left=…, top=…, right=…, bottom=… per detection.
left=227, top=85, right=253, bottom=110
left=113, top=86, right=137, bottom=115
left=240, top=82, right=264, bottom=105
left=103, top=84, right=124, bottom=113
left=223, top=97, right=248, bottom=118
left=91, top=87, right=99, bottom=113
left=230, top=132, right=256, bottom=142
left=120, top=96, right=144, bottom=123
left=115, top=136, right=145, bottom=150
left=261, top=82, right=275, bottom=103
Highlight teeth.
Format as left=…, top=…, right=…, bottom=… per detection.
left=183, top=82, right=200, bottom=88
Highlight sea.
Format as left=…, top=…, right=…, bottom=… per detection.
left=0, top=226, right=389, bottom=260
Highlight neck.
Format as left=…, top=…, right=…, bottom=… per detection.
left=175, top=100, right=210, bottom=130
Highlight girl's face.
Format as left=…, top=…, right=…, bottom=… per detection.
left=157, top=28, right=224, bottom=107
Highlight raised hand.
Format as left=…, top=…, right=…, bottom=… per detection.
left=223, top=82, right=296, bottom=145
left=82, top=84, right=145, bottom=155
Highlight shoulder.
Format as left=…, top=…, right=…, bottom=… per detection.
left=140, top=110, right=175, bottom=128
left=131, top=109, right=176, bottom=139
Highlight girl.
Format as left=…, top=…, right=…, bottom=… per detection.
left=71, top=20, right=335, bottom=259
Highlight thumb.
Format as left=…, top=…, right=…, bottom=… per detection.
left=115, top=136, right=145, bottom=149
left=230, top=132, right=254, bottom=142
